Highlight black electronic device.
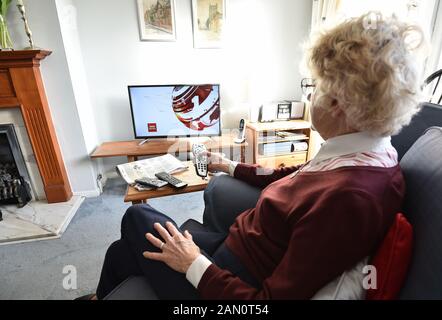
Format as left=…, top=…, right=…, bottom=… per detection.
left=192, top=143, right=208, bottom=178
left=135, top=177, right=168, bottom=188
left=258, top=101, right=305, bottom=122
left=234, top=119, right=246, bottom=143
left=155, top=172, right=188, bottom=188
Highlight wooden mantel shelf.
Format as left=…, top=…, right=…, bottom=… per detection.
left=0, top=49, right=72, bottom=203
left=0, top=50, right=52, bottom=67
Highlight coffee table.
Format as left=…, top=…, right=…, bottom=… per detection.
left=124, top=161, right=211, bottom=204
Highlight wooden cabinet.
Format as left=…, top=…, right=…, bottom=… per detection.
left=246, top=120, right=312, bottom=168
left=257, top=153, right=307, bottom=168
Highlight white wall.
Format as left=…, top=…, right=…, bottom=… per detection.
left=6, top=0, right=313, bottom=178
left=73, top=0, right=312, bottom=172
left=6, top=0, right=100, bottom=197
left=55, top=0, right=100, bottom=155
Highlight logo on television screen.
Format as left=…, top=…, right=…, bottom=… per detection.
left=147, top=123, right=157, bottom=132
left=172, top=85, right=220, bottom=131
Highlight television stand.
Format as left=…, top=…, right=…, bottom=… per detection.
left=91, top=132, right=248, bottom=163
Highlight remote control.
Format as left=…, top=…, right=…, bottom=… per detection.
left=192, top=143, right=208, bottom=178
left=155, top=172, right=188, bottom=188
left=135, top=177, right=168, bottom=188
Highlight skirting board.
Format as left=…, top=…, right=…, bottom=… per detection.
left=73, top=188, right=101, bottom=198
left=72, top=171, right=120, bottom=198
left=105, top=171, right=120, bottom=180
left=35, top=189, right=101, bottom=200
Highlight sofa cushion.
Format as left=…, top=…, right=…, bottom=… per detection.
left=366, top=213, right=413, bottom=300
left=181, top=219, right=207, bottom=233
left=311, top=258, right=368, bottom=300
left=398, top=127, right=442, bottom=299
left=391, top=103, right=442, bottom=160
left=104, top=276, right=158, bottom=300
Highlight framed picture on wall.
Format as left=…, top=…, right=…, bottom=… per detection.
left=191, top=0, right=226, bottom=48
left=136, top=0, right=176, bottom=41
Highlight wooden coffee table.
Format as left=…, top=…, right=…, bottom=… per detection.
left=124, top=161, right=211, bottom=204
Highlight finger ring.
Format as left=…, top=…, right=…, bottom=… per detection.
left=160, top=242, right=165, bottom=250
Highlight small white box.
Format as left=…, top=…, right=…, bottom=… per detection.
left=289, top=101, right=306, bottom=119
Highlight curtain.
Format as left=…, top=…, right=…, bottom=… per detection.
left=311, top=0, right=341, bottom=30
left=424, top=0, right=442, bottom=78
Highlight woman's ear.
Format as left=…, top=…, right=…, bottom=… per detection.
left=330, top=99, right=344, bottom=117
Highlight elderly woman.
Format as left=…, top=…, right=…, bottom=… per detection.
left=92, top=13, right=424, bottom=300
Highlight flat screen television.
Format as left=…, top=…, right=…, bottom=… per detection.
left=128, top=84, right=221, bottom=139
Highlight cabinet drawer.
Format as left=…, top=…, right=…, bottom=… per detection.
left=257, top=152, right=307, bottom=168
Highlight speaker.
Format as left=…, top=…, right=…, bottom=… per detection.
left=289, top=101, right=306, bottom=119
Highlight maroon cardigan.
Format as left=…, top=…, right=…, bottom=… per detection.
left=197, top=163, right=405, bottom=299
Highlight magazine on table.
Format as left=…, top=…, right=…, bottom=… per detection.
left=116, top=154, right=188, bottom=185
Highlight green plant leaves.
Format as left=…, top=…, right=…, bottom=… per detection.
left=0, top=0, right=13, bottom=49
left=0, top=0, right=13, bottom=16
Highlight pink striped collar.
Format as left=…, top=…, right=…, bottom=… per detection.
left=311, top=132, right=394, bottom=166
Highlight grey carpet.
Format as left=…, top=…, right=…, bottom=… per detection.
left=0, top=178, right=204, bottom=300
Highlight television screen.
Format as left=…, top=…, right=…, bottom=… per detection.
left=128, top=84, right=221, bottom=138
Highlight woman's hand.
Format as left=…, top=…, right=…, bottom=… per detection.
left=204, top=151, right=232, bottom=174
left=143, top=222, right=201, bottom=273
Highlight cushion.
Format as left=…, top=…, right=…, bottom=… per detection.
left=312, top=213, right=413, bottom=300
left=366, top=213, right=413, bottom=300
left=391, top=103, right=442, bottom=160
left=180, top=219, right=207, bottom=233
left=104, top=276, right=158, bottom=300
left=311, top=258, right=368, bottom=300
left=398, top=127, right=442, bottom=299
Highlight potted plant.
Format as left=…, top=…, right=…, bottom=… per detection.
left=0, top=0, right=13, bottom=50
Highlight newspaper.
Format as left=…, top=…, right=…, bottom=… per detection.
left=116, top=154, right=188, bottom=185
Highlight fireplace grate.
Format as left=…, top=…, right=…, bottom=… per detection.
left=0, top=124, right=33, bottom=210
left=0, top=163, right=31, bottom=207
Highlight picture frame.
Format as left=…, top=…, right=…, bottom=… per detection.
left=136, top=0, right=176, bottom=42
left=191, top=0, right=226, bottom=48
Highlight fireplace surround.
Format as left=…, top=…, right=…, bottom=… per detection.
left=0, top=50, right=72, bottom=203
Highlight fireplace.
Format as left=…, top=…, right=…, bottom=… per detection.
left=0, top=124, right=32, bottom=207
left=0, top=52, right=84, bottom=244
left=0, top=50, right=72, bottom=203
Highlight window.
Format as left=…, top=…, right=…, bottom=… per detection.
left=336, top=0, right=436, bottom=36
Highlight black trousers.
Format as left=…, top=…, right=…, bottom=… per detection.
left=96, top=203, right=260, bottom=299
left=202, top=175, right=262, bottom=233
